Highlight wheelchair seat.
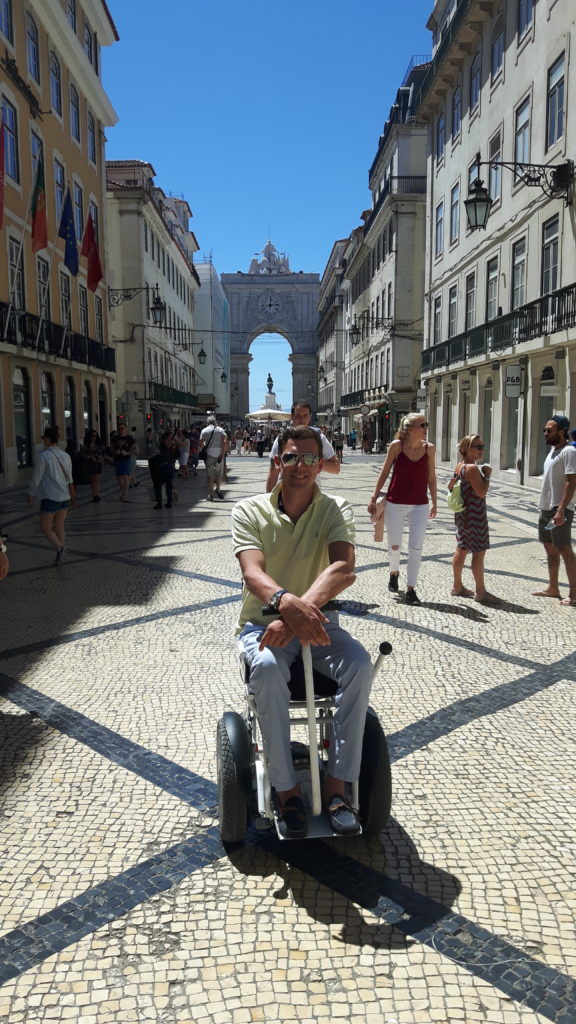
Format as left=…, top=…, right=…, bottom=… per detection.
left=243, top=657, right=338, bottom=701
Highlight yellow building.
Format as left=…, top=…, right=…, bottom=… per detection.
left=0, top=0, right=118, bottom=486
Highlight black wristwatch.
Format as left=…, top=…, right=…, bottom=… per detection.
left=268, top=589, right=288, bottom=613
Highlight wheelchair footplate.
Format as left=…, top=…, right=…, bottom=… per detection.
left=272, top=743, right=362, bottom=841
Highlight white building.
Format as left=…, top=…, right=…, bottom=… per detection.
left=329, top=60, right=430, bottom=448
left=317, top=240, right=347, bottom=430
left=417, top=0, right=575, bottom=484
left=106, top=160, right=201, bottom=439
left=193, top=260, right=230, bottom=419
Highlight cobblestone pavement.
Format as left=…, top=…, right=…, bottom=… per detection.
left=0, top=451, right=575, bottom=1024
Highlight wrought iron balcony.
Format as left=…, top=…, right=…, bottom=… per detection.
left=0, top=303, right=116, bottom=372
left=421, top=282, right=576, bottom=373
left=150, top=381, right=198, bottom=408
left=364, top=177, right=427, bottom=234
left=339, top=389, right=365, bottom=408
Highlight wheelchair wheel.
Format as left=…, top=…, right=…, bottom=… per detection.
left=359, top=707, right=392, bottom=836
left=216, top=713, right=251, bottom=846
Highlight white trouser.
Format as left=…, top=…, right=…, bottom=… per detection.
left=238, top=622, right=373, bottom=792
left=385, top=502, right=429, bottom=588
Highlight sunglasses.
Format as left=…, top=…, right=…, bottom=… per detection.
left=471, top=444, right=485, bottom=449
left=280, top=453, right=320, bottom=467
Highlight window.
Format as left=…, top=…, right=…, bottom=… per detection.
left=433, top=296, right=442, bottom=344
left=465, top=273, right=476, bottom=330
left=486, top=257, right=499, bottom=320
left=84, top=20, right=93, bottom=65
left=67, top=0, right=77, bottom=31
left=82, top=382, right=92, bottom=431
left=436, top=112, right=445, bottom=162
left=518, top=0, right=533, bottom=40
left=40, top=373, right=55, bottom=433
left=435, top=201, right=444, bottom=257
left=59, top=271, right=71, bottom=328
left=79, top=284, right=88, bottom=336
left=144, top=221, right=148, bottom=252
left=151, top=232, right=155, bottom=261
left=489, top=131, right=502, bottom=202
left=1, top=98, right=19, bottom=182
left=13, top=368, right=32, bottom=469
left=64, top=377, right=76, bottom=443
left=514, top=97, right=530, bottom=172
left=388, top=220, right=394, bottom=253
left=0, top=0, right=13, bottom=44
left=37, top=256, right=50, bottom=322
left=9, top=236, right=25, bottom=310
left=50, top=53, right=62, bottom=116
left=73, top=182, right=83, bottom=240
left=511, top=237, right=526, bottom=310
left=546, top=54, right=564, bottom=150
left=26, top=13, right=40, bottom=83
left=87, top=112, right=96, bottom=163
left=452, top=85, right=462, bottom=137
left=470, top=53, right=481, bottom=111
left=387, top=282, right=392, bottom=318
left=491, top=18, right=504, bottom=82
left=450, top=183, right=460, bottom=243
left=70, top=85, right=80, bottom=142
left=541, top=216, right=559, bottom=295
left=54, top=159, right=65, bottom=220
left=95, top=295, right=103, bottom=343
left=448, top=286, right=458, bottom=338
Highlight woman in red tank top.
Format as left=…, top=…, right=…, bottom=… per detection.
left=368, top=414, right=437, bottom=605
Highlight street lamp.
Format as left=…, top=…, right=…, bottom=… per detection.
left=465, top=151, right=574, bottom=231
left=108, top=282, right=166, bottom=323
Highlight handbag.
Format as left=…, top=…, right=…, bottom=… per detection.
left=447, top=468, right=465, bottom=513
left=199, top=428, right=215, bottom=463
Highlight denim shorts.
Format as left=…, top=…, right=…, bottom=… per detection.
left=114, top=459, right=132, bottom=476
left=40, top=498, right=70, bottom=512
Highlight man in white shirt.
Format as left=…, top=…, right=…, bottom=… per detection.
left=200, top=416, right=228, bottom=501
left=533, top=415, right=576, bottom=605
left=265, top=400, right=340, bottom=492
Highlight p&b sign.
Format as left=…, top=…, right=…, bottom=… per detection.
left=505, top=365, right=522, bottom=398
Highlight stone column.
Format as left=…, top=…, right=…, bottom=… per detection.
left=289, top=352, right=320, bottom=411
left=230, top=351, right=252, bottom=419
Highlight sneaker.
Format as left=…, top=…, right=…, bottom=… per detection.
left=405, top=588, right=421, bottom=606
left=54, top=546, right=65, bottom=566
left=388, top=573, right=399, bottom=592
left=92, top=495, right=101, bottom=503
left=216, top=490, right=224, bottom=500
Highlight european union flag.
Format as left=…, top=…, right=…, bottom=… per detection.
left=58, top=188, right=78, bottom=276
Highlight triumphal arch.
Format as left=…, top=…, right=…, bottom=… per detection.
left=221, top=242, right=320, bottom=417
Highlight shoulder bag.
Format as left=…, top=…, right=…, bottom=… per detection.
left=447, top=465, right=465, bottom=513
left=199, top=429, right=215, bottom=464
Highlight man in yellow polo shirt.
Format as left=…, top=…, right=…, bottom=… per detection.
left=231, top=426, right=372, bottom=839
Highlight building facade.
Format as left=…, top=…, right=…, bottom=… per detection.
left=317, top=239, right=347, bottom=431
left=194, top=260, right=230, bottom=419
left=417, top=0, right=575, bottom=484
left=321, top=60, right=430, bottom=448
left=106, top=161, right=201, bottom=440
left=1, top=0, right=118, bottom=485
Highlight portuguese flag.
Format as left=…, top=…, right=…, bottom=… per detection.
left=31, top=152, right=48, bottom=252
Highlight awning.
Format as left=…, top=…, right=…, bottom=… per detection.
left=368, top=409, right=379, bottom=417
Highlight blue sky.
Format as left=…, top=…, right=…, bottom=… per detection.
left=104, top=0, right=433, bottom=409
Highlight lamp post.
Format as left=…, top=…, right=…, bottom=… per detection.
left=465, top=151, right=574, bottom=231
left=108, top=282, right=166, bottom=324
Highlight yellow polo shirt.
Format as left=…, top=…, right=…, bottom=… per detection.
left=231, top=483, right=355, bottom=632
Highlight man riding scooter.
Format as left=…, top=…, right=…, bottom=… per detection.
left=231, top=426, right=373, bottom=839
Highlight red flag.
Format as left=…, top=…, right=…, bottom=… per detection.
left=81, top=212, right=103, bottom=292
left=31, top=152, right=48, bottom=252
left=0, top=114, right=5, bottom=231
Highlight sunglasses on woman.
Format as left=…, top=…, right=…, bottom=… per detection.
left=280, top=453, right=320, bottom=467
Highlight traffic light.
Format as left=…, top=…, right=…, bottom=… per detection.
left=146, top=412, right=152, bottom=424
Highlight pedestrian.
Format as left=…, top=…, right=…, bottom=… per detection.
left=0, top=529, right=9, bottom=579
left=232, top=425, right=373, bottom=838
left=234, top=427, right=244, bottom=454
left=349, top=427, right=357, bottom=451
left=176, top=428, right=190, bottom=479
left=129, top=427, right=140, bottom=489
left=266, top=400, right=340, bottom=491
left=532, top=415, right=576, bottom=606
left=256, top=427, right=265, bottom=458
left=570, top=429, right=576, bottom=448
left=149, top=429, right=178, bottom=508
left=200, top=415, right=228, bottom=501
left=81, top=429, right=107, bottom=502
left=145, top=427, right=155, bottom=458
left=449, top=435, right=495, bottom=603
left=109, top=423, right=135, bottom=503
left=367, top=413, right=437, bottom=606
left=189, top=426, right=200, bottom=476
left=243, top=429, right=251, bottom=455
left=27, top=426, right=74, bottom=565
left=332, top=425, right=345, bottom=464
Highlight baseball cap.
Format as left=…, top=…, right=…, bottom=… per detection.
left=551, top=414, right=570, bottom=431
